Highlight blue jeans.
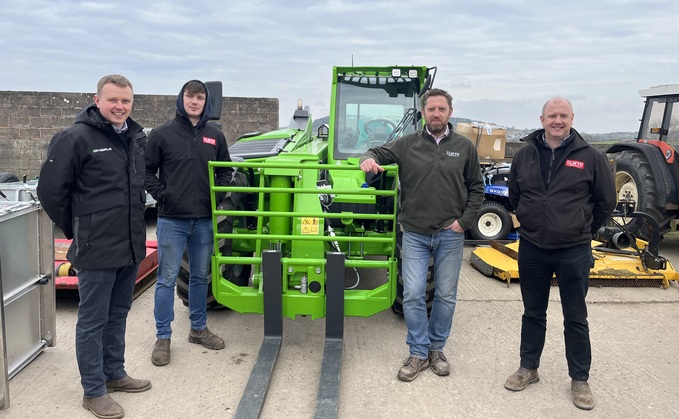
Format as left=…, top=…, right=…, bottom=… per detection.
left=155, top=217, right=213, bottom=339
left=517, top=239, right=593, bottom=381
left=402, top=229, right=465, bottom=359
left=76, top=264, right=138, bottom=397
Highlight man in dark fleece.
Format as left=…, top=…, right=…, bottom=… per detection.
left=360, top=88, right=484, bottom=382
left=504, top=97, right=616, bottom=411
left=145, top=80, right=233, bottom=367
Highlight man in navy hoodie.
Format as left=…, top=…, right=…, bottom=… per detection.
left=145, top=80, right=232, bottom=366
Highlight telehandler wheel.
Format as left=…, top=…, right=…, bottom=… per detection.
left=176, top=249, right=225, bottom=310
left=0, top=172, right=19, bottom=183
left=611, top=149, right=674, bottom=240
left=470, top=202, right=512, bottom=241
left=391, top=262, right=435, bottom=317
left=391, top=228, right=435, bottom=316
left=176, top=171, right=252, bottom=309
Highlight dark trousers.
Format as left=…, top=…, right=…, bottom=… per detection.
left=76, top=264, right=139, bottom=397
left=517, top=239, right=593, bottom=381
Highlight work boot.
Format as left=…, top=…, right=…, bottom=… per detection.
left=106, top=374, right=152, bottom=393
left=188, top=327, right=225, bottom=350
left=151, top=338, right=171, bottom=366
left=428, top=350, right=450, bottom=376
left=571, top=380, right=595, bottom=410
left=397, top=356, right=429, bottom=382
left=82, top=394, right=124, bottom=419
left=504, top=366, right=539, bottom=391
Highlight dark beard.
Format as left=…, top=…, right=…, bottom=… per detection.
left=426, top=121, right=446, bottom=137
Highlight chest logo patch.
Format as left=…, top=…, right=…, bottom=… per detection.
left=565, top=159, right=585, bottom=169
left=203, top=137, right=216, bottom=146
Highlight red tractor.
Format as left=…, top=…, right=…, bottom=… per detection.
left=607, top=84, right=679, bottom=240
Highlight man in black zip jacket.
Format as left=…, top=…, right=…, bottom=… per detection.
left=504, top=97, right=616, bottom=410
left=37, top=74, right=151, bottom=419
left=145, top=80, right=232, bottom=367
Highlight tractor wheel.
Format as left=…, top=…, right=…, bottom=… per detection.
left=175, top=171, right=252, bottom=309
left=0, top=172, right=19, bottom=183
left=611, top=150, right=675, bottom=240
left=470, top=201, right=512, bottom=241
left=391, top=228, right=436, bottom=316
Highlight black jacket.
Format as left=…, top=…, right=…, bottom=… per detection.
left=145, top=81, right=232, bottom=218
left=37, top=105, right=147, bottom=269
left=509, top=128, right=616, bottom=249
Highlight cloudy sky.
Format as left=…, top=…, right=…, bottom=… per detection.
left=1, top=0, right=677, bottom=134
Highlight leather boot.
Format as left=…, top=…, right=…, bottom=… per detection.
left=82, top=394, right=124, bottom=419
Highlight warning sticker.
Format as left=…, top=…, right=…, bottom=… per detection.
left=301, top=218, right=319, bottom=235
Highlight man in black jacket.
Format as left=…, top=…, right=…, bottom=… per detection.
left=37, top=74, right=151, bottom=419
left=504, top=97, right=616, bottom=410
left=145, top=80, right=232, bottom=367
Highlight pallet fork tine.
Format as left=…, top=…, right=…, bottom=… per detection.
left=235, top=251, right=346, bottom=419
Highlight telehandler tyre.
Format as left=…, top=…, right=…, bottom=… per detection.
left=391, top=228, right=435, bottom=316
left=176, top=171, right=251, bottom=309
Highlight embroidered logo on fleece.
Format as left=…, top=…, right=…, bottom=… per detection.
left=446, top=151, right=460, bottom=157
left=565, top=159, right=585, bottom=169
left=203, top=137, right=216, bottom=146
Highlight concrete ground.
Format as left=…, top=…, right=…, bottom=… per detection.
left=3, top=225, right=679, bottom=418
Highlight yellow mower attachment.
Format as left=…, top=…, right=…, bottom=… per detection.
left=470, top=238, right=679, bottom=289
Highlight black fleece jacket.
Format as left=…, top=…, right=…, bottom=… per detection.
left=509, top=128, right=616, bottom=249
left=37, top=105, right=147, bottom=269
left=145, top=81, right=232, bottom=218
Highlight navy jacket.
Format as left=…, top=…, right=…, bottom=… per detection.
left=37, top=105, right=147, bottom=269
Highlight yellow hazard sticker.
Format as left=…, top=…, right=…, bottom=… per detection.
left=301, top=217, right=319, bottom=235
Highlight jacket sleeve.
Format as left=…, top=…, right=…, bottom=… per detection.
left=359, top=137, right=402, bottom=166
left=590, top=149, right=617, bottom=234
left=36, top=131, right=77, bottom=239
left=144, top=130, right=165, bottom=202
left=508, top=154, right=521, bottom=211
left=457, top=145, right=485, bottom=231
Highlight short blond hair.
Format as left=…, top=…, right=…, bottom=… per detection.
left=97, top=74, right=133, bottom=96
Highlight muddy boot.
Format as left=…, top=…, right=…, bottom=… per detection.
left=571, top=380, right=595, bottom=410
left=106, top=374, right=151, bottom=393
left=188, top=327, right=225, bottom=350
left=504, top=366, right=539, bottom=391
left=82, top=394, right=124, bottom=419
left=151, top=338, right=171, bottom=366
left=397, top=356, right=429, bottom=382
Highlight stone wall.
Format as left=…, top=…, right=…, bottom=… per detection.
left=0, top=91, right=279, bottom=179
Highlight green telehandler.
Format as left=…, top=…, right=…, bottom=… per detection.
left=204, top=66, right=436, bottom=418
